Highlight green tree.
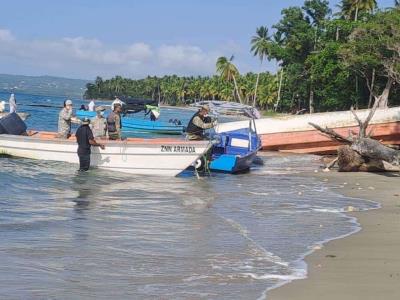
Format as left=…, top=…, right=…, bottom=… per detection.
left=250, top=26, right=272, bottom=106
left=216, top=56, right=243, bottom=103
left=338, top=0, right=377, bottom=21
left=341, top=9, right=400, bottom=107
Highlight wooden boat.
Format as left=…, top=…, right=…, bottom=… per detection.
left=76, top=110, right=185, bottom=135
left=0, top=131, right=211, bottom=176
left=216, top=107, right=400, bottom=154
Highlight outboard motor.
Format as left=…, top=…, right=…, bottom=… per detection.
left=0, top=113, right=27, bottom=135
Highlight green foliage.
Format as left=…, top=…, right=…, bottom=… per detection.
left=84, top=0, right=400, bottom=112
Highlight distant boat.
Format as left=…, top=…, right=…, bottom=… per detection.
left=216, top=107, right=400, bottom=154
left=0, top=131, right=211, bottom=176
left=76, top=110, right=185, bottom=135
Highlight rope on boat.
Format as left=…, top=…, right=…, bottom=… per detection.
left=121, top=139, right=128, bottom=162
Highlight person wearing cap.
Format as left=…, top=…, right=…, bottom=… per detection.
left=107, top=103, right=123, bottom=140
left=75, top=117, right=105, bottom=171
left=57, top=99, right=75, bottom=138
left=186, top=104, right=217, bottom=140
left=90, top=106, right=107, bottom=138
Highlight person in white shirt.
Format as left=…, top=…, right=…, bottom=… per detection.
left=9, top=93, right=17, bottom=113
left=0, top=101, right=5, bottom=113
left=88, top=100, right=95, bottom=112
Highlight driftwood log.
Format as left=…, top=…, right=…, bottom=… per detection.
left=310, top=99, right=400, bottom=172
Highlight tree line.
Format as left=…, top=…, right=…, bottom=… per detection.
left=84, top=0, right=400, bottom=113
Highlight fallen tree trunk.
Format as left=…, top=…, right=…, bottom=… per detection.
left=337, top=145, right=400, bottom=172
left=310, top=101, right=400, bottom=172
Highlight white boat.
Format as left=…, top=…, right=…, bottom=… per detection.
left=0, top=131, right=211, bottom=176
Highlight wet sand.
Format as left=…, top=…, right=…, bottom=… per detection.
left=268, top=171, right=400, bottom=300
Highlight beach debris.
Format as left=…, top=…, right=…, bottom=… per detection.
left=325, top=254, right=336, bottom=258
left=345, top=205, right=360, bottom=212
left=312, top=245, right=322, bottom=250
left=309, top=99, right=400, bottom=173
left=314, top=170, right=319, bottom=173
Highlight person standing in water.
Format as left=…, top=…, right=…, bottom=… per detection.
left=9, top=93, right=17, bottom=113
left=76, top=117, right=105, bottom=171
left=107, top=103, right=123, bottom=140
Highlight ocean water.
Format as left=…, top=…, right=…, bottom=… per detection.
left=0, top=92, right=197, bottom=138
left=0, top=92, right=378, bottom=299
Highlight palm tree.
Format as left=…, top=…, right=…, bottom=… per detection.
left=339, top=0, right=377, bottom=21
left=250, top=26, right=272, bottom=107
left=216, top=56, right=243, bottom=103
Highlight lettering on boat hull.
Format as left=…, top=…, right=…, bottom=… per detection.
left=161, top=145, right=196, bottom=153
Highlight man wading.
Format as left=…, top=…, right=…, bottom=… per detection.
left=186, top=105, right=217, bottom=140
left=76, top=117, right=105, bottom=171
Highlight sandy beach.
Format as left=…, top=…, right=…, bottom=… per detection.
left=268, top=170, right=400, bottom=300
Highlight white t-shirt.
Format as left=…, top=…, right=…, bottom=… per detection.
left=88, top=100, right=95, bottom=111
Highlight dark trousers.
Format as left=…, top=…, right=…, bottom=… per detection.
left=78, top=154, right=91, bottom=171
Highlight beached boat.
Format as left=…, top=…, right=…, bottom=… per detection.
left=208, top=126, right=261, bottom=173
left=216, top=107, right=400, bottom=154
left=0, top=132, right=211, bottom=176
left=76, top=110, right=185, bottom=135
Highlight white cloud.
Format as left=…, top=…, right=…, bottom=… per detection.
left=0, top=28, right=221, bottom=79
left=0, top=29, right=14, bottom=42
left=157, top=45, right=218, bottom=73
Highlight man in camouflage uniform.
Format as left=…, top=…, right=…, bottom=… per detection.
left=107, top=103, right=123, bottom=140
left=90, top=106, right=107, bottom=138
left=57, top=99, right=74, bottom=139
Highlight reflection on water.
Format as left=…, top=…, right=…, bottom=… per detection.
left=0, top=154, right=377, bottom=299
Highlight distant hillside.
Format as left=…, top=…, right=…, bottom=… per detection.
left=0, top=74, right=90, bottom=98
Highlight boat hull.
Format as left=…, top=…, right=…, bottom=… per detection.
left=0, top=132, right=210, bottom=176
left=76, top=111, right=185, bottom=135
left=217, top=107, right=400, bottom=154
left=209, top=150, right=258, bottom=173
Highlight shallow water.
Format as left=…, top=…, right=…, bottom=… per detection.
left=0, top=92, right=378, bottom=299
left=0, top=153, right=378, bottom=300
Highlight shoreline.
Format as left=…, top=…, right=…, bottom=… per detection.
left=268, top=170, right=400, bottom=300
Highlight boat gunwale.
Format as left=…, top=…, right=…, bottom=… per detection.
left=0, top=131, right=210, bottom=147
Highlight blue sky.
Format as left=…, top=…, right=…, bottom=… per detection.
left=0, top=0, right=395, bottom=79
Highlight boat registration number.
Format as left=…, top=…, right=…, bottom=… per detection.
left=161, top=145, right=196, bottom=153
